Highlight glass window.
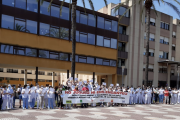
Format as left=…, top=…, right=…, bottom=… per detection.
left=1, top=44, right=13, bottom=54
left=97, top=16, right=104, bottom=29
left=96, top=35, right=103, bottom=46
left=96, top=58, right=103, bottom=65
left=119, top=25, right=126, bottom=34
left=14, top=47, right=25, bottom=55
left=80, top=13, right=88, bottom=25
left=87, top=57, right=94, bottom=64
left=15, top=0, right=26, bottom=9
left=118, top=42, right=125, bottom=51
left=39, top=50, right=49, bottom=58
left=88, top=14, right=96, bottom=27
left=26, top=48, right=37, bottom=57
left=105, top=20, right=111, bottom=30
left=15, top=19, right=26, bottom=32
left=60, top=53, right=68, bottom=61
left=80, top=33, right=88, bottom=43
left=1, top=14, right=14, bottom=29
left=27, top=0, right=38, bottom=12
left=111, top=8, right=118, bottom=16
left=70, top=55, right=78, bottom=62
left=110, top=60, right=116, bottom=67
left=119, top=7, right=126, bottom=16
left=118, top=59, right=125, bottom=67
left=40, top=23, right=50, bottom=36
left=26, top=20, right=37, bottom=34
left=79, top=56, right=86, bottom=63
left=51, top=5, right=60, bottom=18
left=103, top=60, right=110, bottom=66
left=112, top=21, right=118, bottom=32
left=76, top=10, right=80, bottom=23
left=2, top=0, right=15, bottom=7
left=40, top=1, right=50, bottom=16
left=50, top=52, right=59, bottom=60
left=50, top=27, right=59, bottom=38
left=60, top=27, right=69, bottom=40
left=76, top=31, right=79, bottom=42
left=111, top=38, right=117, bottom=49
left=60, top=6, right=69, bottom=20
left=88, top=33, right=95, bottom=45
left=104, top=38, right=110, bottom=47
left=126, top=10, right=129, bottom=17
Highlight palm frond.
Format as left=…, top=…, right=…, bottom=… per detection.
left=69, top=0, right=72, bottom=15
left=81, top=0, right=86, bottom=14
left=103, top=0, right=108, bottom=8
left=163, top=1, right=180, bottom=17
left=60, top=0, right=65, bottom=17
left=48, top=0, right=53, bottom=12
left=88, top=0, right=95, bottom=17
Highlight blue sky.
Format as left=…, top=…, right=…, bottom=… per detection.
left=63, top=0, right=179, bottom=20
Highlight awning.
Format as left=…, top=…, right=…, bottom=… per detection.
left=158, top=60, right=180, bottom=66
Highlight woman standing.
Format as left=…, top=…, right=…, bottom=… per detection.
left=1, top=86, right=7, bottom=110
left=21, top=85, right=29, bottom=110
left=164, top=87, right=169, bottom=104
left=153, top=88, right=159, bottom=104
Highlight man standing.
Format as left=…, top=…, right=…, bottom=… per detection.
left=81, top=84, right=89, bottom=108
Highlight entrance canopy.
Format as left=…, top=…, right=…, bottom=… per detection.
left=158, top=60, right=180, bottom=66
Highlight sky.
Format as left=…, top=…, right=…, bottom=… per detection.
left=63, top=0, right=180, bottom=20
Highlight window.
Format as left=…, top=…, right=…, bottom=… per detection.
left=161, top=21, right=169, bottom=30
left=75, top=31, right=80, bottom=42
left=1, top=44, right=13, bottom=54
left=50, top=26, right=60, bottom=38
left=76, top=10, right=80, bottom=23
left=38, top=71, right=45, bottom=75
left=96, top=58, right=103, bottom=65
left=80, top=13, right=88, bottom=25
left=79, top=56, right=86, bottom=63
left=60, top=27, right=69, bottom=40
left=87, top=57, right=94, bottom=64
left=51, top=5, right=60, bottom=18
left=97, top=16, right=104, bottom=29
left=159, top=52, right=168, bottom=59
left=40, top=1, right=50, bottom=16
left=0, top=68, right=4, bottom=72
left=88, top=33, right=95, bottom=45
left=118, top=59, right=125, bottom=67
left=118, top=6, right=129, bottom=17
left=111, top=38, right=117, bottom=49
left=160, top=36, right=169, bottom=45
left=171, top=70, right=175, bottom=75
left=7, top=69, right=18, bottom=73
left=143, top=64, right=153, bottom=72
left=27, top=70, right=32, bottom=74
left=26, top=48, right=37, bottom=57
left=110, top=60, right=116, bottom=67
left=119, top=25, right=126, bottom=35
left=104, top=38, right=111, bottom=47
left=172, top=32, right=176, bottom=38
left=27, top=0, right=38, bottom=12
left=111, top=8, right=118, bottom=16
left=118, top=42, right=125, bottom=51
left=15, top=0, right=26, bottom=9
left=149, top=33, right=155, bottom=41
left=88, top=14, right=96, bottom=27
left=47, top=72, right=52, bottom=76
left=59, top=53, right=68, bottom=61
left=172, top=44, right=175, bottom=50
left=40, top=23, right=50, bottom=36
left=1, top=14, right=14, bottom=29
left=26, top=20, right=37, bottom=34
left=70, top=55, right=79, bottom=62
left=15, top=18, right=26, bottom=32
left=2, top=0, right=15, bottom=7
left=105, top=20, right=111, bottom=30
left=159, top=66, right=167, bottom=73
left=103, top=60, right=110, bottom=66
left=80, top=32, right=88, bottom=43
left=150, top=18, right=155, bottom=26
left=39, top=50, right=49, bottom=58
left=13, top=46, right=25, bottom=55
left=50, top=51, right=59, bottom=60
left=60, top=6, right=69, bottom=20
left=112, top=21, right=118, bottom=32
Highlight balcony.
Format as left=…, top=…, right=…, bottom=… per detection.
left=118, top=51, right=128, bottom=59
left=118, top=34, right=129, bottom=42
left=117, top=67, right=127, bottom=75
left=117, top=15, right=130, bottom=26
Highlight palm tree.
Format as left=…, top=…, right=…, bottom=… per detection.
left=38, top=0, right=108, bottom=80
left=113, top=0, right=180, bottom=86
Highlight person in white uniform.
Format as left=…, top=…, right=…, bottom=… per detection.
left=44, top=84, right=49, bottom=108
left=173, top=88, right=178, bottom=104
left=178, top=88, right=180, bottom=104
left=128, top=87, right=134, bottom=105
left=1, top=86, right=8, bottom=110
left=47, top=86, right=54, bottom=109
left=21, top=85, right=29, bottom=110
left=158, top=87, right=164, bottom=104
left=133, top=88, right=136, bottom=104
left=7, top=84, right=14, bottom=109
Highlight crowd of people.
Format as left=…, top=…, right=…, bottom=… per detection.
left=0, top=80, right=180, bottom=111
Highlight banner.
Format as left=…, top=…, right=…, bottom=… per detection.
left=62, top=91, right=129, bottom=104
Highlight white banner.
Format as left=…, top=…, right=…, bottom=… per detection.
left=62, top=91, right=129, bottom=104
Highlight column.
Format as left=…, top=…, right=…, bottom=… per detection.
left=36, top=67, right=38, bottom=84
left=77, top=74, right=78, bottom=78
left=167, top=64, right=171, bottom=87
left=52, top=72, right=55, bottom=87
left=112, top=74, right=117, bottom=85
left=67, top=70, right=69, bottom=79
left=93, top=72, right=95, bottom=84
left=24, top=69, right=27, bottom=85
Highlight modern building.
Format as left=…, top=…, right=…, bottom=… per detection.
left=0, top=0, right=180, bottom=88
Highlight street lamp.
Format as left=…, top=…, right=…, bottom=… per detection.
left=177, top=70, right=179, bottom=89
left=122, top=66, right=125, bottom=87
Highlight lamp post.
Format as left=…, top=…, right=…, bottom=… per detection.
left=122, top=66, right=125, bottom=87
left=177, top=70, right=179, bottom=89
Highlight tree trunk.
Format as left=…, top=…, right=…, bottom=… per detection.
left=71, top=0, right=77, bottom=80
left=145, top=8, right=150, bottom=87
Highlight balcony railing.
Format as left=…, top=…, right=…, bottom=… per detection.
left=117, top=67, right=127, bottom=75
left=119, top=34, right=128, bottom=42
left=118, top=51, right=128, bottom=59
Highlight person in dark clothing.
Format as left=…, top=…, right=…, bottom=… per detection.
left=168, top=87, right=171, bottom=104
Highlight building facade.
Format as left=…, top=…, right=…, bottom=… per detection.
left=0, top=0, right=180, bottom=88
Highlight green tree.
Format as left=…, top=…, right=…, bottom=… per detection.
left=38, top=0, right=108, bottom=79
left=114, top=0, right=180, bottom=86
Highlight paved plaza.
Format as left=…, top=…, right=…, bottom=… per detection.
left=1, top=103, right=180, bottom=120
